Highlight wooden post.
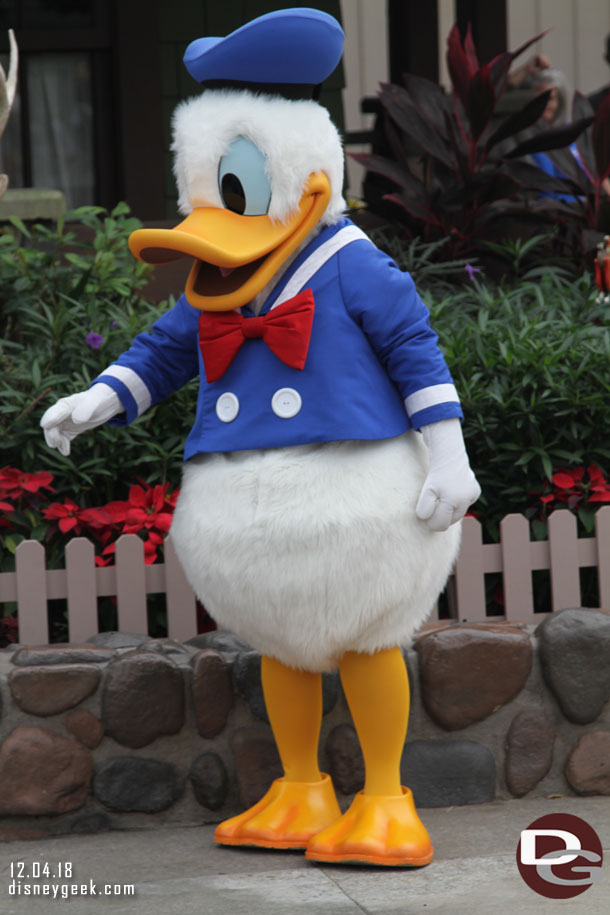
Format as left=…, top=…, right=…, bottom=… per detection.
left=548, top=511, right=580, bottom=611
left=596, top=506, right=610, bottom=610
left=15, top=540, right=48, bottom=643
left=454, top=516, right=487, bottom=620
left=66, top=537, right=98, bottom=643
left=115, top=535, right=148, bottom=634
left=164, top=537, right=198, bottom=641
left=500, top=514, right=535, bottom=623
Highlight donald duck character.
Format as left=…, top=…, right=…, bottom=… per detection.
left=41, top=8, right=481, bottom=867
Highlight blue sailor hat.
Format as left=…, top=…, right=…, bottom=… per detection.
left=183, top=8, right=344, bottom=89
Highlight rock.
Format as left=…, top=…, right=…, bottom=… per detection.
left=189, top=752, right=229, bottom=810
left=65, top=709, right=105, bottom=749
left=93, top=757, right=183, bottom=812
left=0, top=726, right=92, bottom=815
left=231, top=726, right=283, bottom=809
left=234, top=651, right=340, bottom=722
left=101, top=651, right=185, bottom=748
left=140, top=639, right=191, bottom=656
left=185, top=630, right=250, bottom=655
left=565, top=731, right=610, bottom=795
left=87, top=632, right=149, bottom=650
left=402, top=739, right=496, bottom=807
left=11, top=644, right=114, bottom=666
left=8, top=665, right=101, bottom=716
left=325, top=724, right=364, bottom=795
left=415, top=626, right=532, bottom=729
left=69, top=813, right=111, bottom=834
left=536, top=608, right=610, bottom=724
left=191, top=649, right=233, bottom=738
left=233, top=652, right=266, bottom=720
left=505, top=709, right=555, bottom=797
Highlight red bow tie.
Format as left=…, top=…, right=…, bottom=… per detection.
left=198, top=288, right=315, bottom=383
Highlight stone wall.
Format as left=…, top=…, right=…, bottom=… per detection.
left=0, top=608, right=609, bottom=840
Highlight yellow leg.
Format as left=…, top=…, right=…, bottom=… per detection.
left=306, top=646, right=433, bottom=867
left=215, top=655, right=341, bottom=849
left=261, top=655, right=322, bottom=782
left=340, top=646, right=408, bottom=796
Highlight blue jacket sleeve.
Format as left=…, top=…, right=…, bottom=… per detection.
left=93, top=294, right=200, bottom=425
left=337, top=241, right=463, bottom=428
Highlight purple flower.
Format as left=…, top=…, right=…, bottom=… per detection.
left=465, top=264, right=481, bottom=281
left=110, top=321, right=118, bottom=328
left=86, top=332, right=104, bottom=349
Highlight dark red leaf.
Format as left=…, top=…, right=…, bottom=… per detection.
left=383, top=192, right=441, bottom=226
left=503, top=159, right=582, bottom=196
left=463, top=24, right=479, bottom=74
left=446, top=24, right=472, bottom=108
left=401, top=72, right=451, bottom=132
left=465, top=64, right=495, bottom=141
left=379, top=82, right=454, bottom=168
left=488, top=31, right=549, bottom=99
left=592, top=91, right=610, bottom=181
left=350, top=152, right=425, bottom=196
left=507, top=117, right=594, bottom=159
left=486, top=89, right=552, bottom=151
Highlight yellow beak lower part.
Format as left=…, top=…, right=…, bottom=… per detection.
left=128, top=173, right=331, bottom=311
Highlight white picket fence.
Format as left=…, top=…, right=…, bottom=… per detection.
left=1, top=507, right=609, bottom=643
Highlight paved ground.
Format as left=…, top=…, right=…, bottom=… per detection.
left=0, top=795, right=608, bottom=914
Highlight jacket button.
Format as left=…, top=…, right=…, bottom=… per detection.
left=216, top=392, right=239, bottom=422
left=271, top=387, right=302, bottom=419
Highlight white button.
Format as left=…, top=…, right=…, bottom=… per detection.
left=216, top=392, right=239, bottom=422
left=271, top=387, right=302, bottom=419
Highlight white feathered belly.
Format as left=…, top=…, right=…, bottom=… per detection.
left=170, top=432, right=460, bottom=672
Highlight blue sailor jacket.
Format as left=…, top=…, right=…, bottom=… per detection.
left=94, top=218, right=463, bottom=459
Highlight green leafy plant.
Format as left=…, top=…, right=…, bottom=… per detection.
left=428, top=266, right=610, bottom=539
left=0, top=203, right=197, bottom=504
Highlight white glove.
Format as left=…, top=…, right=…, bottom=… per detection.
left=40, top=384, right=123, bottom=457
left=416, top=417, right=481, bottom=532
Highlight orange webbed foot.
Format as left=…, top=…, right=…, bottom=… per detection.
left=215, top=773, right=341, bottom=850
left=305, top=787, right=433, bottom=866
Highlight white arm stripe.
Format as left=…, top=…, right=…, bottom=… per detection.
left=100, top=365, right=152, bottom=416
left=404, top=383, right=460, bottom=417
left=272, top=225, right=371, bottom=309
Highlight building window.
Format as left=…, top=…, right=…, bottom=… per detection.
left=0, top=0, right=113, bottom=208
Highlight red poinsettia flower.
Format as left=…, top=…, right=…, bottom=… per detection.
left=0, top=467, right=55, bottom=498
left=43, top=500, right=116, bottom=536
left=122, top=482, right=174, bottom=535
left=43, top=499, right=86, bottom=534
left=96, top=529, right=164, bottom=566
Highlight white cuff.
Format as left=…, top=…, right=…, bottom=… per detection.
left=404, top=383, right=460, bottom=419
left=99, top=365, right=152, bottom=417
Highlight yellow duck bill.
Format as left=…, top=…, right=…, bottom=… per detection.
left=128, top=172, right=330, bottom=311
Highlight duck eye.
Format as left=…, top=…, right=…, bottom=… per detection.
left=220, top=173, right=246, bottom=215
left=218, top=137, right=271, bottom=216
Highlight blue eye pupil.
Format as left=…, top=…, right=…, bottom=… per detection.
left=221, top=173, right=246, bottom=214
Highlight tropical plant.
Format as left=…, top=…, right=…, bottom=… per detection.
left=355, top=25, right=595, bottom=258
left=505, top=91, right=610, bottom=250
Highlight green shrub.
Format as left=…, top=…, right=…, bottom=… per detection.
left=428, top=263, right=610, bottom=538
left=0, top=204, right=196, bottom=503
